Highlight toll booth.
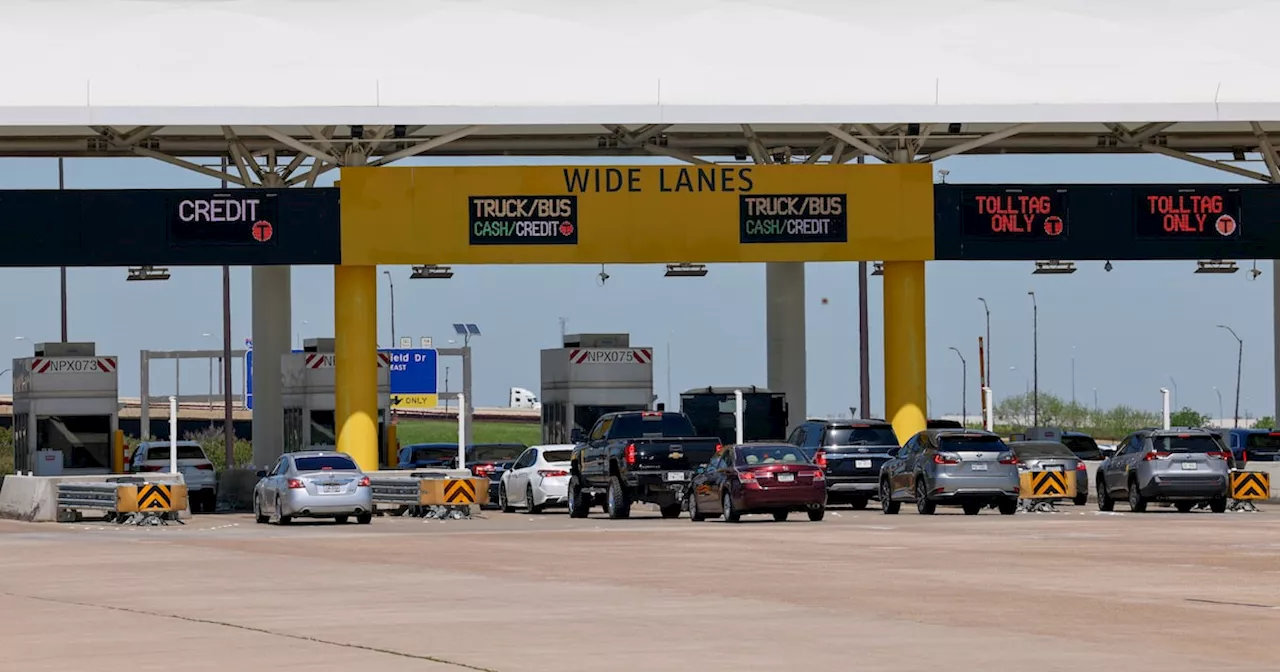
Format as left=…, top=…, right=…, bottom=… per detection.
left=281, top=338, right=390, bottom=453
left=11, top=342, right=120, bottom=475
left=540, top=333, right=654, bottom=444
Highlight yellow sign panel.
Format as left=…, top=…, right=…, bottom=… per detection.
left=1019, top=470, right=1077, bottom=499
left=1230, top=471, right=1270, bottom=500
left=391, top=393, right=438, bottom=409
left=339, top=164, right=934, bottom=265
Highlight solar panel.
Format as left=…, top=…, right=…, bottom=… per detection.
left=465, top=323, right=481, bottom=336
left=452, top=323, right=467, bottom=335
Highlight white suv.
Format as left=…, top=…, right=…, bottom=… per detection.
left=129, top=441, right=218, bottom=513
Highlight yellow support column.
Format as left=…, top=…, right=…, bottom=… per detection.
left=883, top=260, right=927, bottom=445
left=334, top=264, right=379, bottom=471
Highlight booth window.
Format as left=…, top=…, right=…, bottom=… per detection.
left=309, top=410, right=337, bottom=446
left=37, top=415, right=111, bottom=470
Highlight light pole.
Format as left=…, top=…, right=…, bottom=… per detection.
left=1070, top=345, right=1076, bottom=408
left=949, top=346, right=967, bottom=427
left=666, top=330, right=673, bottom=408
left=1213, top=386, right=1224, bottom=423
left=1027, top=291, right=1038, bottom=426
left=977, top=297, right=991, bottom=389
left=1092, top=388, right=1098, bottom=416
left=383, top=270, right=396, bottom=347
left=1217, top=324, right=1243, bottom=428
left=58, top=158, right=68, bottom=342
left=1168, top=375, right=1178, bottom=409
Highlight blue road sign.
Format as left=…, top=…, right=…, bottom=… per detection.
left=245, top=347, right=438, bottom=411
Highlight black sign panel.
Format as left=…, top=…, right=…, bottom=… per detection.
left=739, top=194, right=847, bottom=244
left=468, top=196, right=578, bottom=245
left=168, top=193, right=279, bottom=246
left=1134, top=187, right=1241, bottom=239
left=0, top=188, right=340, bottom=267
left=960, top=188, right=1068, bottom=239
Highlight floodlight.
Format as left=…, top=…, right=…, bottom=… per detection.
left=1032, top=260, right=1077, bottom=275
left=127, top=266, right=171, bottom=281
left=409, top=264, right=453, bottom=279
left=1195, top=259, right=1239, bottom=274
left=665, top=263, right=708, bottom=278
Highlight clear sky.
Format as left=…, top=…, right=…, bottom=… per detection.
left=0, top=152, right=1271, bottom=421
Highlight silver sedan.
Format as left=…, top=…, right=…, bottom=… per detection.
left=254, top=451, right=374, bottom=525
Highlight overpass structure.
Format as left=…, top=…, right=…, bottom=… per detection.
left=4, top=0, right=1279, bottom=468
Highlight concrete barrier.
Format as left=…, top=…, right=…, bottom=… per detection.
left=0, top=473, right=188, bottom=522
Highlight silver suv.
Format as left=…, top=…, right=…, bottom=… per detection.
left=880, top=430, right=1020, bottom=515
left=1096, top=428, right=1230, bottom=513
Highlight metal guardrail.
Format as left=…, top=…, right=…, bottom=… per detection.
left=369, top=477, right=422, bottom=507
left=369, top=472, right=488, bottom=520
left=56, top=477, right=186, bottom=525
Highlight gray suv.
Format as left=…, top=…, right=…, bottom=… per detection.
left=880, top=430, right=1020, bottom=515
left=1096, top=428, right=1230, bottom=513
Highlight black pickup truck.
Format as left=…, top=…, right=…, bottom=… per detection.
left=568, top=410, right=722, bottom=519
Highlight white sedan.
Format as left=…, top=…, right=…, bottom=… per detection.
left=498, top=444, right=575, bottom=513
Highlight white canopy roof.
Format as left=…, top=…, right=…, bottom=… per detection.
left=4, top=0, right=1279, bottom=126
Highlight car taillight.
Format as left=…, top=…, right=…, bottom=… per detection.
left=814, top=450, right=827, bottom=468
left=1241, top=450, right=1248, bottom=462
left=357, top=476, right=371, bottom=487
left=472, top=464, right=495, bottom=476
left=1075, top=462, right=1087, bottom=471
left=287, top=478, right=305, bottom=489
left=998, top=453, right=1018, bottom=465
left=933, top=453, right=960, bottom=465
left=1206, top=451, right=1231, bottom=460
left=808, top=470, right=825, bottom=481
left=538, top=469, right=569, bottom=477
left=715, top=443, right=723, bottom=454
left=1144, top=451, right=1171, bottom=461
left=625, top=443, right=636, bottom=465
left=195, top=464, right=214, bottom=470
left=739, top=471, right=757, bottom=481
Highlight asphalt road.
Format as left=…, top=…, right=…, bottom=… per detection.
left=2, top=504, right=1278, bottom=671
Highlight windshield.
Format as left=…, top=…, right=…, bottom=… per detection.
left=938, top=435, right=1007, bottom=452
left=1244, top=433, right=1280, bottom=450
left=541, top=449, right=574, bottom=463
left=468, top=444, right=525, bottom=462
left=294, top=455, right=359, bottom=471
left=409, top=446, right=456, bottom=464
left=736, top=445, right=809, bottom=465
left=1061, top=435, right=1103, bottom=460
left=609, top=413, right=696, bottom=438
left=824, top=426, right=898, bottom=446
left=1150, top=435, right=1223, bottom=453
left=1010, top=442, right=1076, bottom=459
left=147, top=445, right=207, bottom=461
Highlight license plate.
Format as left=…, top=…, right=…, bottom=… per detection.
left=665, top=472, right=686, bottom=482
left=1044, top=465, right=1063, bottom=472
left=855, top=460, right=873, bottom=469
left=777, top=472, right=795, bottom=482
left=1181, top=462, right=1197, bottom=470
left=970, top=463, right=988, bottom=471
left=322, top=484, right=341, bottom=493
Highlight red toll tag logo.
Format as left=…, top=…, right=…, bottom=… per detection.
left=252, top=220, right=274, bottom=242
left=1215, top=214, right=1237, bottom=237
left=559, top=221, right=575, bottom=236
left=1043, top=215, right=1064, bottom=236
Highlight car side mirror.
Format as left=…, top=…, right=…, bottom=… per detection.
left=255, top=470, right=267, bottom=478
left=570, top=429, right=584, bottom=443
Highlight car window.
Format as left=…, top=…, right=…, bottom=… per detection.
left=541, top=449, right=573, bottom=463
left=608, top=413, right=695, bottom=438
left=736, top=445, right=807, bottom=465
left=591, top=417, right=612, bottom=441
left=1060, top=435, right=1103, bottom=459
left=146, top=445, right=208, bottom=461
left=513, top=449, right=536, bottom=469
left=1113, top=436, right=1134, bottom=456
left=1150, top=435, right=1224, bottom=453
left=409, top=445, right=456, bottom=465
left=294, top=455, right=359, bottom=471
left=1245, top=432, right=1280, bottom=449
left=1010, top=442, right=1076, bottom=459
left=786, top=428, right=802, bottom=445
left=468, top=445, right=525, bottom=462
left=269, top=457, right=287, bottom=476
left=824, top=426, right=899, bottom=446
left=938, top=435, right=1006, bottom=452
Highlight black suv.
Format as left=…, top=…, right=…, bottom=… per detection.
left=787, top=419, right=900, bottom=509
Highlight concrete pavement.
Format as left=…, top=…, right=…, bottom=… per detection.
left=1, top=506, right=1278, bottom=671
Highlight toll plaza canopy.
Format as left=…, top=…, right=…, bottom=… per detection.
left=6, top=0, right=1280, bottom=469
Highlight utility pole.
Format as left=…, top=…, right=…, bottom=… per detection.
left=977, top=297, right=991, bottom=390
left=949, top=347, right=967, bottom=427
left=220, top=157, right=235, bottom=469
left=384, top=270, right=396, bottom=347
left=1218, top=324, right=1243, bottom=428
left=1028, top=291, right=1038, bottom=426
left=58, top=158, right=68, bottom=341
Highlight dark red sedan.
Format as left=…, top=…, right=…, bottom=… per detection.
left=687, top=443, right=826, bottom=522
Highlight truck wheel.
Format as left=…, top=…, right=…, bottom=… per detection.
left=567, top=477, right=589, bottom=519
left=607, top=476, right=631, bottom=519
left=659, top=503, right=681, bottom=519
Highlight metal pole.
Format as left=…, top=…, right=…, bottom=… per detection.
left=950, top=347, right=966, bottom=427
left=1028, top=291, right=1038, bottom=425
left=462, top=346, right=473, bottom=447
left=857, top=260, right=870, bottom=418
left=1215, top=387, right=1224, bottom=422
left=1219, top=325, right=1243, bottom=429
left=982, top=387, right=993, bottom=431
left=384, top=270, right=396, bottom=346
left=666, top=337, right=672, bottom=407
left=457, top=392, right=467, bottom=469
left=221, top=157, right=235, bottom=468
left=58, top=158, right=68, bottom=342
left=1160, top=388, right=1171, bottom=430
left=140, top=351, right=150, bottom=440
left=169, top=395, right=179, bottom=475
left=978, top=297, right=991, bottom=391
left=734, top=389, right=744, bottom=444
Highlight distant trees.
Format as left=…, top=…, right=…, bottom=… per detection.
left=993, top=391, right=1160, bottom=439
